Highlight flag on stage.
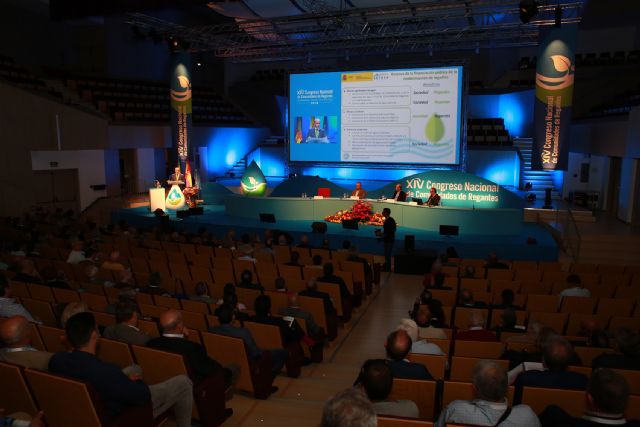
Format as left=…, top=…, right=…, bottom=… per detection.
left=295, top=117, right=303, bottom=143
left=185, top=160, right=193, bottom=188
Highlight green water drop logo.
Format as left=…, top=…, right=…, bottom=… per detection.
left=425, top=115, right=445, bottom=143
left=240, top=160, right=267, bottom=197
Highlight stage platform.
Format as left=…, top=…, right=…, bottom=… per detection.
left=112, top=203, right=558, bottom=261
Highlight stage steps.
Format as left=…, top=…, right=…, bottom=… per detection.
left=222, top=136, right=284, bottom=178
left=513, top=138, right=562, bottom=200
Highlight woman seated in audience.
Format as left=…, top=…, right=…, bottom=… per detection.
left=216, top=283, right=248, bottom=320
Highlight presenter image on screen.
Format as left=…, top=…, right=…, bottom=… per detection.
left=306, top=118, right=328, bottom=142
left=426, top=187, right=441, bottom=207
left=351, top=182, right=367, bottom=199
left=391, top=184, right=407, bottom=202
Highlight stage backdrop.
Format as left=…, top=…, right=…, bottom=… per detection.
left=270, top=171, right=523, bottom=210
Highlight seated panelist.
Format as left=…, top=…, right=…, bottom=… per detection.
left=351, top=182, right=367, bottom=199
left=390, top=184, right=406, bottom=202
left=426, top=187, right=441, bottom=206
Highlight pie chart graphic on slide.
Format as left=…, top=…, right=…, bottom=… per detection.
left=425, top=115, right=445, bottom=144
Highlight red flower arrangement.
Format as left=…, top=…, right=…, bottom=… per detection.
left=325, top=200, right=385, bottom=225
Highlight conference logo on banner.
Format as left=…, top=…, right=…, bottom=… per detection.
left=240, top=160, right=267, bottom=197
left=368, top=170, right=524, bottom=209
left=171, top=53, right=193, bottom=164
left=531, top=25, right=577, bottom=171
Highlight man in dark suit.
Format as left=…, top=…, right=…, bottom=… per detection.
left=147, top=309, right=236, bottom=385
left=390, top=184, right=407, bottom=202
left=592, top=327, right=640, bottom=371
left=168, top=166, right=185, bottom=183
left=385, top=329, right=433, bottom=380
left=49, top=312, right=193, bottom=426
left=514, top=336, right=588, bottom=404
left=305, top=118, right=326, bottom=140
left=377, top=208, right=396, bottom=272
left=209, top=304, right=286, bottom=378
left=318, top=262, right=353, bottom=320
left=426, top=187, right=441, bottom=206
left=103, top=300, right=151, bottom=346
left=299, top=278, right=335, bottom=315
left=540, top=369, right=640, bottom=427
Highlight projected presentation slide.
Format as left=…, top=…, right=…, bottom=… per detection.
left=289, top=66, right=463, bottom=165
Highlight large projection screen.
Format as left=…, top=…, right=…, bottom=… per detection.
left=289, top=66, right=463, bottom=165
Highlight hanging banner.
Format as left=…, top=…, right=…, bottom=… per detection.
left=170, top=52, right=193, bottom=171
left=531, top=25, right=577, bottom=171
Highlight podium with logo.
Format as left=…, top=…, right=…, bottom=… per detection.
left=165, top=180, right=186, bottom=210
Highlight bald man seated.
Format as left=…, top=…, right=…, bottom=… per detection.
left=0, top=315, right=52, bottom=370
left=147, top=309, right=237, bottom=388
left=384, top=329, right=433, bottom=380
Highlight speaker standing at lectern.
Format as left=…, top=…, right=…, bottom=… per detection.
left=168, top=166, right=185, bottom=188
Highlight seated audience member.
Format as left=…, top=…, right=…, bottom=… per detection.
left=49, top=312, right=194, bottom=426
left=274, top=277, right=288, bottom=293
left=318, top=262, right=353, bottom=315
left=356, top=359, right=419, bottom=417
left=0, top=277, right=37, bottom=322
left=277, top=234, right=288, bottom=246
left=310, top=254, right=323, bottom=269
left=249, top=295, right=306, bottom=375
left=249, top=295, right=304, bottom=345
left=484, top=252, right=510, bottom=269
left=60, top=300, right=89, bottom=328
left=84, top=264, right=110, bottom=287
left=458, top=288, right=488, bottom=308
left=592, top=328, right=640, bottom=370
left=40, top=265, right=72, bottom=290
left=189, top=282, right=216, bottom=304
left=397, top=318, right=445, bottom=356
left=210, top=304, right=286, bottom=378
left=297, top=235, right=311, bottom=249
left=237, top=233, right=254, bottom=257
left=414, top=308, right=448, bottom=339
left=113, top=269, right=135, bottom=288
left=461, top=264, right=477, bottom=278
left=236, top=269, right=264, bottom=292
left=103, top=300, right=151, bottom=346
left=346, top=245, right=373, bottom=287
left=559, top=274, right=591, bottom=298
left=492, top=289, right=523, bottom=310
left=259, top=238, right=274, bottom=256
left=12, top=259, right=42, bottom=285
left=385, top=330, right=433, bottom=380
left=66, top=240, right=89, bottom=264
left=101, top=250, right=125, bottom=271
left=0, top=315, right=52, bottom=370
left=0, top=410, right=45, bottom=427
left=494, top=308, right=526, bottom=336
left=220, top=229, right=236, bottom=249
left=513, top=335, right=588, bottom=403
left=539, top=368, right=640, bottom=427
left=321, top=387, right=376, bottom=427
left=300, top=278, right=336, bottom=315
left=138, top=272, right=171, bottom=296
left=423, top=260, right=445, bottom=288
left=278, top=293, right=325, bottom=341
left=436, top=360, right=541, bottom=427
left=284, top=251, right=302, bottom=267
left=456, top=310, right=498, bottom=342
left=147, top=309, right=236, bottom=390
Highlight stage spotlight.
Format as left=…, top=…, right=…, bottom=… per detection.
left=555, top=5, right=562, bottom=27
left=519, top=0, right=539, bottom=24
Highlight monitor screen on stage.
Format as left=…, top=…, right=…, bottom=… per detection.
left=289, top=66, right=463, bottom=165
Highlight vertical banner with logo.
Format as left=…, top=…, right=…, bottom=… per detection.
left=531, top=25, right=577, bottom=171
left=170, top=52, right=193, bottom=172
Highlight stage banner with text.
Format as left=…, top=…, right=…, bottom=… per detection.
left=531, top=25, right=577, bottom=171
left=368, top=170, right=523, bottom=209
left=170, top=52, right=193, bottom=170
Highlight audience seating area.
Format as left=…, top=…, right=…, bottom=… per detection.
left=67, top=77, right=251, bottom=125
left=1, top=210, right=640, bottom=426
left=466, top=117, right=512, bottom=146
